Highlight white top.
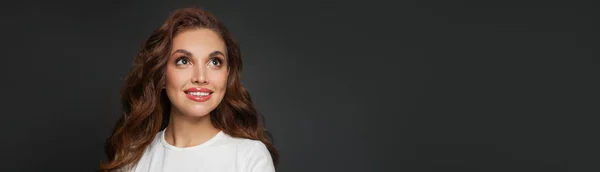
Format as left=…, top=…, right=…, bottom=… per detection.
left=126, top=129, right=275, bottom=172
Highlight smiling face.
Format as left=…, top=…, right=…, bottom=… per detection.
left=165, top=28, right=229, bottom=117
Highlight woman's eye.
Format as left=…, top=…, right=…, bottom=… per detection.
left=175, top=57, right=191, bottom=66
left=209, top=58, right=222, bottom=66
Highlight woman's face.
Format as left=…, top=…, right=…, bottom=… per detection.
left=165, top=28, right=229, bottom=117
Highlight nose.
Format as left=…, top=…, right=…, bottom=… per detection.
left=191, top=66, right=208, bottom=84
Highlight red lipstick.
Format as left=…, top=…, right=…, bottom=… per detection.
left=184, top=88, right=213, bottom=102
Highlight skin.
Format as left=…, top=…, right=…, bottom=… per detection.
left=163, top=28, right=229, bottom=148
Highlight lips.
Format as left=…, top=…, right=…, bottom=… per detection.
left=184, top=88, right=213, bottom=102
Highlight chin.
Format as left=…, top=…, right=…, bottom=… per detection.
left=184, top=112, right=212, bottom=117
left=169, top=93, right=225, bottom=117
left=182, top=104, right=217, bottom=117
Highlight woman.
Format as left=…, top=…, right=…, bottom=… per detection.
left=99, top=7, right=278, bottom=172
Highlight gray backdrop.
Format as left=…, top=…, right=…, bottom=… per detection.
left=0, top=0, right=598, bottom=171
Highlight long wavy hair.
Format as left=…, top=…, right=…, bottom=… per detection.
left=99, top=7, right=278, bottom=171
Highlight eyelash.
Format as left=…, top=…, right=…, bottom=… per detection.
left=175, top=56, right=191, bottom=66
left=209, top=57, right=223, bottom=66
left=174, top=56, right=224, bottom=67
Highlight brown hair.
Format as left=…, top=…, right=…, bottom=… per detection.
left=99, top=7, right=279, bottom=171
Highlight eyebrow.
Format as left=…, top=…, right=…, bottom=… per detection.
left=171, top=49, right=226, bottom=58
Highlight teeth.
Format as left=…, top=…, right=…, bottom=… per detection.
left=187, top=92, right=210, bottom=96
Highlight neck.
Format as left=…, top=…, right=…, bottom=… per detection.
left=164, top=108, right=221, bottom=148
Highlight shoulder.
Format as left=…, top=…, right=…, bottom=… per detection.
left=237, top=139, right=271, bottom=158
left=220, top=134, right=275, bottom=172
left=239, top=140, right=275, bottom=172
left=219, top=134, right=271, bottom=156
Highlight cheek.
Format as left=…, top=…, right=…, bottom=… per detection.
left=209, top=70, right=229, bottom=90
left=166, top=68, right=187, bottom=88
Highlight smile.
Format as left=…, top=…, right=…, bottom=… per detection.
left=184, top=88, right=213, bottom=102
left=186, top=92, right=210, bottom=96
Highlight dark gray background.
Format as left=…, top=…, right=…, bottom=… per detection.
left=0, top=0, right=598, bottom=171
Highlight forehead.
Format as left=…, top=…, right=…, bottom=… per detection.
left=171, top=28, right=226, bottom=56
